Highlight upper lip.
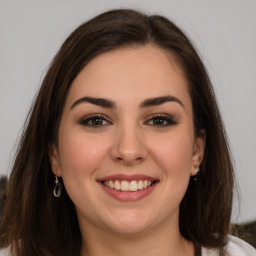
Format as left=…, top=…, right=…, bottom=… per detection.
left=97, top=174, right=158, bottom=182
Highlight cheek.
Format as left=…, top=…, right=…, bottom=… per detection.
left=151, top=131, right=193, bottom=194
left=57, top=132, right=109, bottom=185
left=151, top=132, right=194, bottom=175
left=153, top=133, right=194, bottom=206
left=142, top=132, right=194, bottom=221
left=57, top=132, right=110, bottom=210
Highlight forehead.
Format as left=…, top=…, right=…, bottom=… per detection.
left=66, top=44, right=191, bottom=108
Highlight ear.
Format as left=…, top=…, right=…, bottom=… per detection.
left=48, top=144, right=62, bottom=177
left=191, top=130, right=206, bottom=176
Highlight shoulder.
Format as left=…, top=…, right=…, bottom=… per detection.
left=202, top=235, right=256, bottom=256
left=225, top=235, right=256, bottom=255
left=0, top=246, right=11, bottom=256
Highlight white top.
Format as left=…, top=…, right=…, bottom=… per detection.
left=202, top=235, right=256, bottom=256
left=0, top=235, right=255, bottom=256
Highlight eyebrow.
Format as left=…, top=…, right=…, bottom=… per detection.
left=70, top=97, right=116, bottom=110
left=139, top=96, right=184, bottom=108
left=70, top=95, right=184, bottom=110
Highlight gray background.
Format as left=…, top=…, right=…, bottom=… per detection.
left=0, top=0, right=255, bottom=223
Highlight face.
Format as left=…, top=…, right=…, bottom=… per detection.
left=49, top=45, right=205, bottom=236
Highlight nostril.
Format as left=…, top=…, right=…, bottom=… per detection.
left=115, top=155, right=143, bottom=163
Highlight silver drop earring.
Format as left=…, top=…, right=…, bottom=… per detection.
left=53, top=176, right=62, bottom=198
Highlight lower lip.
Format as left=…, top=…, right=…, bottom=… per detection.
left=99, top=182, right=157, bottom=202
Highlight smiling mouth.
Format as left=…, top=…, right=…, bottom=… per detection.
left=101, top=180, right=157, bottom=192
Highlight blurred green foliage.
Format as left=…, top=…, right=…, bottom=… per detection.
left=232, top=221, right=256, bottom=248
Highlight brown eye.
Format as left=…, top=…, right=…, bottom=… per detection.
left=152, top=117, right=168, bottom=126
left=79, top=115, right=111, bottom=127
left=145, top=115, right=177, bottom=127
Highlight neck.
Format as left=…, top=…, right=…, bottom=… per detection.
left=79, top=218, right=194, bottom=256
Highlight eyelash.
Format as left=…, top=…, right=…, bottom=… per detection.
left=79, top=114, right=177, bottom=128
left=79, top=114, right=111, bottom=127
left=144, top=114, right=177, bottom=127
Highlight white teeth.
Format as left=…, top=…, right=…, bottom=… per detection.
left=129, top=180, right=138, bottom=191
left=109, top=180, right=114, bottom=189
left=121, top=181, right=130, bottom=191
left=114, top=180, right=121, bottom=190
left=138, top=180, right=144, bottom=190
left=103, top=179, right=154, bottom=192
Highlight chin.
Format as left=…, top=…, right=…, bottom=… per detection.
left=102, top=209, right=155, bottom=235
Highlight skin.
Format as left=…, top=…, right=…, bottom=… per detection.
left=49, top=45, right=205, bottom=256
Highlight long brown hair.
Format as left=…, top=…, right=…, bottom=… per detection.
left=1, top=9, right=235, bottom=256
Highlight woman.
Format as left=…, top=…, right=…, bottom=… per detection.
left=0, top=9, right=255, bottom=256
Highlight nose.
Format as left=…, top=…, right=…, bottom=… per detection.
left=110, top=124, right=147, bottom=166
